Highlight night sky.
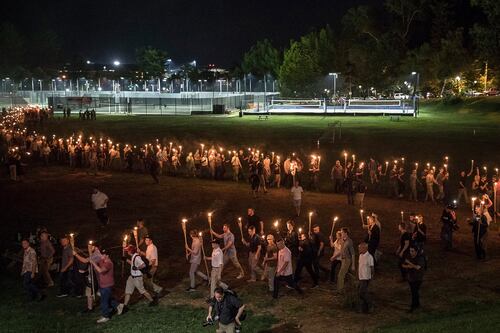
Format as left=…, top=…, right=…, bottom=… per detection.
left=1, top=0, right=375, bottom=67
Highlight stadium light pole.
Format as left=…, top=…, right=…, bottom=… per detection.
left=329, top=73, right=338, bottom=113
left=412, top=71, right=420, bottom=117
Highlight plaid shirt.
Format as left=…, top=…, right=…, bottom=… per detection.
left=22, top=247, right=38, bottom=275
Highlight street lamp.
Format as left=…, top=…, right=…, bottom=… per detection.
left=113, top=60, right=121, bottom=67
left=328, top=72, right=338, bottom=99
left=411, top=71, right=420, bottom=117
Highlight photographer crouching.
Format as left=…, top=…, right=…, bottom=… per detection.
left=206, top=287, right=245, bottom=333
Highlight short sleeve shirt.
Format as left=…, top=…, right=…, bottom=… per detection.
left=146, top=244, right=158, bottom=267
left=277, top=247, right=293, bottom=276
left=246, top=214, right=262, bottom=233
left=223, top=232, right=236, bottom=257
left=131, top=254, right=144, bottom=277
left=91, top=191, right=108, bottom=209
left=210, top=294, right=242, bottom=325
left=291, top=186, right=303, bottom=200
left=190, top=238, right=202, bottom=264
left=61, top=245, right=74, bottom=270
left=358, top=252, right=374, bottom=280
left=211, top=247, right=223, bottom=268
left=266, top=245, right=278, bottom=267
left=248, top=234, right=261, bottom=253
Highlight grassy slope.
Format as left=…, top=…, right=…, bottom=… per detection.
left=375, top=301, right=500, bottom=333
left=0, top=277, right=276, bottom=333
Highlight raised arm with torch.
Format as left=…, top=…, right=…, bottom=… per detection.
left=182, top=219, right=188, bottom=260
left=133, top=227, right=139, bottom=248
left=330, top=216, right=339, bottom=238
left=237, top=217, right=244, bottom=239
left=360, top=209, right=365, bottom=227
left=308, top=212, right=313, bottom=236
left=88, top=240, right=96, bottom=301
left=208, top=213, right=214, bottom=240
left=199, top=232, right=210, bottom=278
left=400, top=211, right=404, bottom=224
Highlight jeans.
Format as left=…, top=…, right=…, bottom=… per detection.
left=409, top=280, right=422, bottom=309
left=59, top=270, right=74, bottom=295
left=100, top=287, right=118, bottom=318
left=23, top=272, right=40, bottom=300
left=359, top=279, right=371, bottom=313
left=330, top=260, right=341, bottom=282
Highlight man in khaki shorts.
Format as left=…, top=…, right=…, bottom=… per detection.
left=205, top=240, right=228, bottom=298
left=118, top=245, right=156, bottom=312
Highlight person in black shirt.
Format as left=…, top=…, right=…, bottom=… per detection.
left=363, top=215, right=380, bottom=260
left=344, top=162, right=354, bottom=205
left=285, top=220, right=299, bottom=257
left=457, top=167, right=473, bottom=206
left=242, top=226, right=263, bottom=282
left=246, top=208, right=264, bottom=236
left=311, top=225, right=329, bottom=279
left=469, top=205, right=488, bottom=260
left=207, top=287, right=245, bottom=333
left=294, top=232, right=319, bottom=288
left=412, top=215, right=427, bottom=252
left=396, top=223, right=412, bottom=281
left=402, top=247, right=425, bottom=312
left=440, top=205, right=458, bottom=251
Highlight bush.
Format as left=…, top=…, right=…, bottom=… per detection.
left=442, top=95, right=464, bottom=105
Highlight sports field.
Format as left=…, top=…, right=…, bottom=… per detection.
left=1, top=97, right=499, bottom=333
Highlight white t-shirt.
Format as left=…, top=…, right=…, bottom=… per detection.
left=190, top=238, right=202, bottom=264
left=146, top=244, right=158, bottom=267
left=277, top=247, right=293, bottom=276
left=131, top=253, right=144, bottom=277
left=358, top=252, right=374, bottom=280
left=91, top=191, right=108, bottom=210
left=211, top=247, right=223, bottom=268
left=291, top=186, right=303, bottom=201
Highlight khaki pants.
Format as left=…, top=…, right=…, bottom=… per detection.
left=222, top=253, right=244, bottom=276
left=144, top=267, right=162, bottom=294
left=189, top=262, right=208, bottom=288
left=337, top=257, right=352, bottom=292
left=264, top=265, right=276, bottom=291
left=39, top=257, right=54, bottom=285
left=210, top=267, right=228, bottom=297
left=217, top=322, right=236, bottom=333
left=248, top=252, right=263, bottom=280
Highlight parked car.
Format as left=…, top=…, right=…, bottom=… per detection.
left=484, top=88, right=499, bottom=96
left=394, top=93, right=410, bottom=100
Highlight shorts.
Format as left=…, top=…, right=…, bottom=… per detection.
left=293, top=199, right=301, bottom=208
left=125, top=275, right=146, bottom=295
left=85, top=286, right=92, bottom=297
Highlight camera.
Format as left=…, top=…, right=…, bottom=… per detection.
left=202, top=319, right=214, bottom=327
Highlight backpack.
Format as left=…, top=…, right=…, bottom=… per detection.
left=133, top=254, right=151, bottom=277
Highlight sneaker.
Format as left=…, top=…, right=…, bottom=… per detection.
left=56, top=293, right=68, bottom=298
left=96, top=317, right=110, bottom=324
left=116, top=304, right=124, bottom=315
left=186, top=288, right=197, bottom=292
left=236, top=274, right=244, bottom=279
left=81, top=308, right=93, bottom=314
left=148, top=300, right=158, bottom=307
left=246, top=279, right=257, bottom=283
left=311, top=284, right=319, bottom=289
left=47, top=282, right=55, bottom=288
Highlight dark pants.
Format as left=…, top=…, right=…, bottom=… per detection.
left=333, top=178, right=343, bottom=193
left=294, top=259, right=318, bottom=285
left=312, top=255, right=329, bottom=279
left=273, top=274, right=302, bottom=299
left=473, top=235, right=486, bottom=260
left=409, top=280, right=422, bottom=309
left=100, top=287, right=118, bottom=318
left=23, top=272, right=40, bottom=300
left=60, top=270, right=74, bottom=295
left=74, top=271, right=87, bottom=296
left=95, top=208, right=109, bottom=226
left=359, top=279, right=371, bottom=313
left=346, top=186, right=354, bottom=205
left=330, top=260, right=341, bottom=282
left=398, top=257, right=406, bottom=280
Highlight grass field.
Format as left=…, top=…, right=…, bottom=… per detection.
left=1, top=97, right=500, bottom=333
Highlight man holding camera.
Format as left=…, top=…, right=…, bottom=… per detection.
left=206, top=287, right=245, bottom=333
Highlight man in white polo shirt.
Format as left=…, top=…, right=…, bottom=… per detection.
left=205, top=240, right=228, bottom=298
left=118, top=245, right=156, bottom=313
left=91, top=187, right=109, bottom=226
left=358, top=242, right=374, bottom=313
left=290, top=180, right=304, bottom=216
